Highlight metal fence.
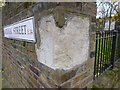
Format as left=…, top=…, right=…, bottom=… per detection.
left=94, top=30, right=118, bottom=79
left=115, top=32, right=120, bottom=60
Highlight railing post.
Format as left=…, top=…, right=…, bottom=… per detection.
left=94, top=31, right=98, bottom=79
left=111, top=30, right=118, bottom=68
left=115, top=31, right=119, bottom=60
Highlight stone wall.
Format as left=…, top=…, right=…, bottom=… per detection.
left=2, top=2, right=96, bottom=88
left=0, top=7, right=2, bottom=89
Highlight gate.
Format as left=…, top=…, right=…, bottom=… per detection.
left=94, top=30, right=118, bottom=79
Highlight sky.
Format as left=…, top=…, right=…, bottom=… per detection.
left=96, top=0, right=119, bottom=18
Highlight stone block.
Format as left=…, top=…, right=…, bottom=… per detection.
left=72, top=83, right=81, bottom=88
left=39, top=74, right=51, bottom=88
left=76, top=64, right=87, bottom=75
left=82, top=3, right=96, bottom=16
left=32, top=3, right=43, bottom=13
left=86, top=81, right=93, bottom=88
left=37, top=62, right=54, bottom=79
left=71, top=69, right=92, bottom=87
left=36, top=14, right=90, bottom=70
left=60, top=68, right=78, bottom=83
left=28, top=51, right=37, bottom=61
left=50, top=69, right=62, bottom=85
left=46, top=78, right=58, bottom=88
left=60, top=80, right=71, bottom=88
left=28, top=75, right=38, bottom=88
left=80, top=75, right=93, bottom=88
left=29, top=65, right=40, bottom=77
left=85, top=59, right=94, bottom=70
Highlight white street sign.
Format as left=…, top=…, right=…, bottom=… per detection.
left=4, top=16, right=36, bottom=42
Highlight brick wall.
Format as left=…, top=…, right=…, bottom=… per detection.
left=2, top=2, right=96, bottom=88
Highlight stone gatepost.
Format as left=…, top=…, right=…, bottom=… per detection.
left=2, top=2, right=96, bottom=88
left=35, top=6, right=96, bottom=88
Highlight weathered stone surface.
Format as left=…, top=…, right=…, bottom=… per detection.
left=60, top=68, right=78, bottom=83
left=36, top=15, right=90, bottom=70
left=80, top=75, right=93, bottom=88
left=53, top=6, right=66, bottom=28
left=71, top=69, right=93, bottom=87
left=60, top=80, right=71, bottom=88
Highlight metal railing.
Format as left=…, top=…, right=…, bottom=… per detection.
left=115, top=32, right=120, bottom=60
left=94, top=30, right=118, bottom=79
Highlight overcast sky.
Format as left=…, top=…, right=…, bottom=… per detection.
left=96, top=0, right=119, bottom=18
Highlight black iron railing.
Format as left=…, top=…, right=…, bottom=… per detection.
left=94, top=30, right=118, bottom=79
left=115, top=32, right=120, bottom=60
